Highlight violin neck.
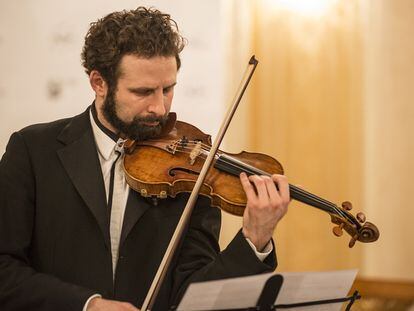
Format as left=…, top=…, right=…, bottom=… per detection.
left=288, top=184, right=338, bottom=214
left=215, top=154, right=340, bottom=215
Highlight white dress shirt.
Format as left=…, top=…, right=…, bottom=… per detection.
left=90, top=110, right=130, bottom=277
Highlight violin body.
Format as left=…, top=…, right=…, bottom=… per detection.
left=124, top=120, right=283, bottom=216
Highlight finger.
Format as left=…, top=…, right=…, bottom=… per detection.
left=272, top=174, right=290, bottom=202
left=263, top=175, right=281, bottom=204
left=249, top=175, right=271, bottom=204
left=239, top=172, right=257, bottom=199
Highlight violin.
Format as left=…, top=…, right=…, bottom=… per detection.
left=123, top=113, right=379, bottom=248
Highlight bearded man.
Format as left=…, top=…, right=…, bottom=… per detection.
left=0, top=7, right=290, bottom=311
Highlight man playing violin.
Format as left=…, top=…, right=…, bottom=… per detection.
left=0, top=7, right=290, bottom=311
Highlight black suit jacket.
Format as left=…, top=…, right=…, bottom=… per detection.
left=0, top=107, right=276, bottom=311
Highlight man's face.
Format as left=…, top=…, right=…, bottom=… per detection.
left=102, top=54, right=177, bottom=140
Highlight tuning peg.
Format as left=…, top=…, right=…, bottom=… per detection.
left=342, top=201, right=353, bottom=211
left=349, top=234, right=358, bottom=248
left=356, top=212, right=366, bottom=224
left=333, top=223, right=344, bottom=237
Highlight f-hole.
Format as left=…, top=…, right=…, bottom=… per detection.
left=169, top=167, right=200, bottom=177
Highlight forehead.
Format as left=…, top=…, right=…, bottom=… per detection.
left=117, top=54, right=177, bottom=86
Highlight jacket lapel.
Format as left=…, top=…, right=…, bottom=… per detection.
left=56, top=108, right=111, bottom=250
left=120, top=189, right=150, bottom=246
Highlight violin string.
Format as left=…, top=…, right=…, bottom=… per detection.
left=216, top=153, right=348, bottom=218
left=289, top=185, right=350, bottom=220
left=219, top=154, right=359, bottom=226
left=215, top=147, right=354, bottom=224
left=166, top=144, right=347, bottom=217
left=167, top=143, right=343, bottom=211
left=145, top=139, right=213, bottom=152
left=175, top=141, right=352, bottom=218
left=147, top=140, right=354, bottom=223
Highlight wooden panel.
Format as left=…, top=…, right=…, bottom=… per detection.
left=351, top=278, right=414, bottom=300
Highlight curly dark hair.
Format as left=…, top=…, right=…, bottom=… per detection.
left=81, top=7, right=185, bottom=88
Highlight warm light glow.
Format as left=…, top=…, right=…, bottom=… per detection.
left=271, top=0, right=337, bottom=17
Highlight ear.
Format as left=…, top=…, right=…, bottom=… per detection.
left=89, top=70, right=108, bottom=98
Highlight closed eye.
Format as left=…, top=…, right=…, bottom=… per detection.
left=131, top=88, right=154, bottom=96
left=163, top=86, right=174, bottom=95
left=129, top=82, right=176, bottom=97
left=163, top=82, right=177, bottom=94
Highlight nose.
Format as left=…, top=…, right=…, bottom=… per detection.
left=147, top=89, right=166, bottom=116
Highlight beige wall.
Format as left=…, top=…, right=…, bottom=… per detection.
left=220, top=0, right=414, bottom=281
left=221, top=0, right=363, bottom=271
left=362, top=0, right=414, bottom=280
left=250, top=0, right=363, bottom=272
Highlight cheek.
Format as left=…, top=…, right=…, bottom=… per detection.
left=115, top=93, right=147, bottom=120
left=165, top=91, right=174, bottom=110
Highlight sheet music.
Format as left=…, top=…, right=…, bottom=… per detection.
left=275, top=269, right=358, bottom=310
left=177, top=269, right=357, bottom=311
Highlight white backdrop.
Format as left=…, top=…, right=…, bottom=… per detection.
left=0, top=0, right=226, bottom=153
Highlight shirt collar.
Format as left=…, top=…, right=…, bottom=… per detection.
left=90, top=103, right=120, bottom=161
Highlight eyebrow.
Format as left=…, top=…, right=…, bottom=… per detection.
left=128, top=82, right=177, bottom=93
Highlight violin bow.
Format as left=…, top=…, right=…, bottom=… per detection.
left=140, top=56, right=259, bottom=310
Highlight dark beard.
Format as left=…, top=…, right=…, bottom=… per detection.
left=102, top=88, right=168, bottom=141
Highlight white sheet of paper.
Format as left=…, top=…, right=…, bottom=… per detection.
left=176, top=269, right=357, bottom=311
left=275, top=269, right=358, bottom=310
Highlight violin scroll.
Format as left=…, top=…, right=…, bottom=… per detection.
left=330, top=201, right=379, bottom=248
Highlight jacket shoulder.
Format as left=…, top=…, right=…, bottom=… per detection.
left=19, top=116, right=73, bottom=137
left=17, top=108, right=90, bottom=147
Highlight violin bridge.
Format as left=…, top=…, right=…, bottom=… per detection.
left=167, top=140, right=180, bottom=154
left=189, top=141, right=202, bottom=165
